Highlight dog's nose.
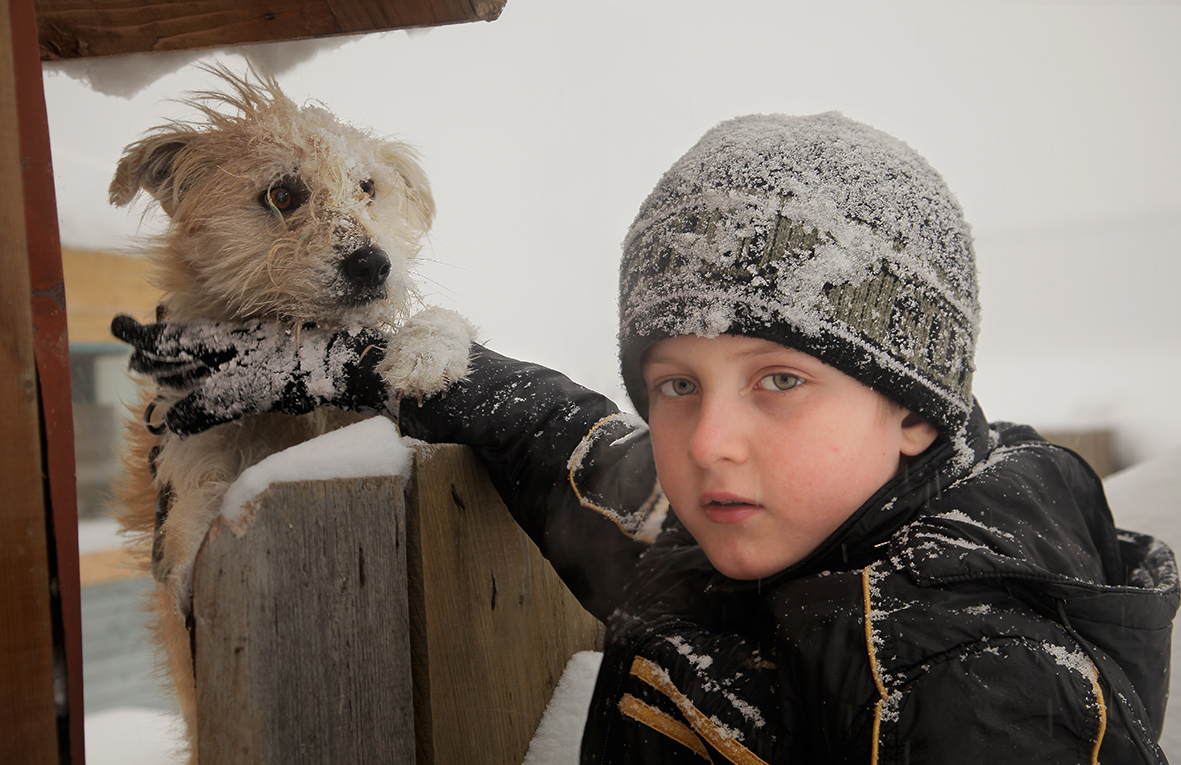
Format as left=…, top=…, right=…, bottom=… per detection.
left=341, top=247, right=391, bottom=288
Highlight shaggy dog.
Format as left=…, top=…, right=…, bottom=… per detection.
left=110, top=67, right=473, bottom=760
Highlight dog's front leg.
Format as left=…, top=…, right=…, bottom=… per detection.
left=380, top=306, right=477, bottom=400
left=150, top=427, right=245, bottom=758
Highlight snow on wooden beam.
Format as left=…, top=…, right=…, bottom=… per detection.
left=192, top=444, right=602, bottom=764
left=37, top=0, right=506, bottom=61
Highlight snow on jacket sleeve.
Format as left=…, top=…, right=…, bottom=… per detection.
left=397, top=344, right=663, bottom=622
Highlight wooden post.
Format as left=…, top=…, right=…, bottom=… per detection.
left=192, top=444, right=603, bottom=764
left=194, top=477, right=415, bottom=763
left=1, top=0, right=79, bottom=760
left=406, top=444, right=604, bottom=765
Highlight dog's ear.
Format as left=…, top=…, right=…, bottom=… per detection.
left=381, top=142, right=436, bottom=236
left=109, top=133, right=194, bottom=216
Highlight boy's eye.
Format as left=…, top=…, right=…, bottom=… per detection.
left=757, top=373, right=802, bottom=391
left=658, top=378, right=697, bottom=397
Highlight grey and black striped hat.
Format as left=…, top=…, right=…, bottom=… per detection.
left=618, top=112, right=979, bottom=436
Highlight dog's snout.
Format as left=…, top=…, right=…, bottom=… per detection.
left=341, top=247, right=391, bottom=288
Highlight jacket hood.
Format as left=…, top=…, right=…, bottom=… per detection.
left=888, top=420, right=1180, bottom=742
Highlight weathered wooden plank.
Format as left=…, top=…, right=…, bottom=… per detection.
left=193, top=477, right=415, bottom=764
left=61, top=248, right=161, bottom=345
left=10, top=0, right=87, bottom=752
left=406, top=444, right=604, bottom=765
left=37, top=0, right=506, bottom=60
left=1041, top=428, right=1116, bottom=478
left=0, top=0, right=68, bottom=759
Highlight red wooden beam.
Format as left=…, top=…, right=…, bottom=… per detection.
left=0, top=0, right=74, bottom=758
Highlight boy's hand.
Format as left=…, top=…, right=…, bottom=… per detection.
left=111, top=315, right=391, bottom=437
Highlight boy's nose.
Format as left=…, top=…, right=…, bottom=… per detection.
left=687, top=396, right=749, bottom=467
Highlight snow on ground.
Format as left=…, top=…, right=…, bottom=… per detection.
left=1106, top=446, right=1181, bottom=534
left=1105, top=448, right=1181, bottom=760
left=77, top=516, right=126, bottom=556
left=83, top=655, right=603, bottom=765
left=85, top=708, right=187, bottom=765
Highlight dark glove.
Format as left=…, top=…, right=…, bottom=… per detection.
left=111, top=315, right=391, bottom=437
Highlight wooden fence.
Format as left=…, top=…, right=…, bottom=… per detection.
left=192, top=443, right=604, bottom=764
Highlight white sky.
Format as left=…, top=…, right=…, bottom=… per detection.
left=42, top=0, right=1181, bottom=464
left=53, top=9, right=1181, bottom=755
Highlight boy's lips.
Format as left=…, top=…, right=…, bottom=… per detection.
left=700, top=493, right=760, bottom=524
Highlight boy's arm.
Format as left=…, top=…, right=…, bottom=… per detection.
left=111, top=315, right=658, bottom=622
left=399, top=344, right=661, bottom=622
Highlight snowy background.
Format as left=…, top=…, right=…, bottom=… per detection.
left=44, top=0, right=1181, bottom=466
left=42, top=0, right=1180, bottom=761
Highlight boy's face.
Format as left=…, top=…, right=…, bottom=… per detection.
left=642, top=334, right=937, bottom=581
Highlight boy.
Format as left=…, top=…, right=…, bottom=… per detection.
left=115, top=113, right=1177, bottom=763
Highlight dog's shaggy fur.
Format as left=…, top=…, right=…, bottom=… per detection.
left=111, top=67, right=473, bottom=761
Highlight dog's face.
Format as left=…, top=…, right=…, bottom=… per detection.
left=110, top=69, right=434, bottom=328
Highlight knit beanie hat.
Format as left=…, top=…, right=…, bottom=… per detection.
left=618, top=112, right=979, bottom=436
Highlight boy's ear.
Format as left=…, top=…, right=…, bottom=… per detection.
left=899, top=411, right=939, bottom=457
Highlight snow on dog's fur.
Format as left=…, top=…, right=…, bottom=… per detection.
left=111, top=66, right=473, bottom=761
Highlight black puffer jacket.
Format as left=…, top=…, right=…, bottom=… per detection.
left=400, top=346, right=1178, bottom=764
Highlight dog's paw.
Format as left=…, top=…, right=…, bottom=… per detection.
left=381, top=307, right=477, bottom=400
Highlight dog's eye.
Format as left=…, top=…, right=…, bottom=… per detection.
left=360, top=179, right=376, bottom=200
left=260, top=176, right=308, bottom=216
left=269, top=187, right=294, bottom=210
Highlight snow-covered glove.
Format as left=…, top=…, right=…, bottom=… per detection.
left=111, top=315, right=391, bottom=437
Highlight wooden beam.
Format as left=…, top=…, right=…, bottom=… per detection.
left=37, top=0, right=506, bottom=61
left=406, top=444, right=603, bottom=765
left=12, top=0, right=85, bottom=752
left=0, top=0, right=63, bottom=759
left=62, top=248, right=161, bottom=345
left=195, top=477, right=415, bottom=764
left=192, top=447, right=602, bottom=764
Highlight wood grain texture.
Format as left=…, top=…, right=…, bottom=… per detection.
left=193, top=477, right=415, bottom=764
left=0, top=0, right=60, bottom=759
left=37, top=0, right=506, bottom=60
left=11, top=0, right=86, bottom=750
left=61, top=248, right=161, bottom=345
left=1041, top=428, right=1116, bottom=477
left=406, top=444, right=605, bottom=765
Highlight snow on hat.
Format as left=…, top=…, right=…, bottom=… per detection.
left=618, top=112, right=979, bottom=436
